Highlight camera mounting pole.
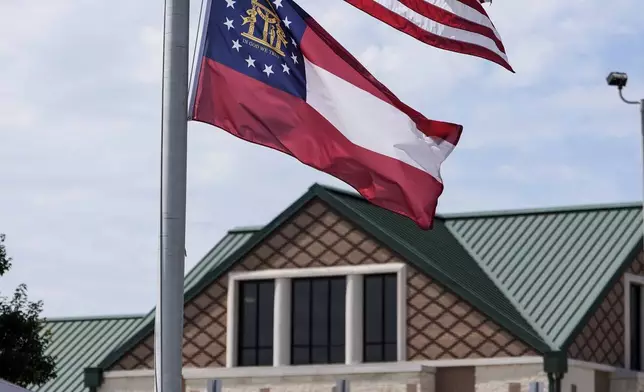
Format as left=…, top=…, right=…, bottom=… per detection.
left=607, top=72, right=644, bottom=373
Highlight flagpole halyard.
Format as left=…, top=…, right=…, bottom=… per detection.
left=156, top=0, right=190, bottom=391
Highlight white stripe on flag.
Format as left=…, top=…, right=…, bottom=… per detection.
left=304, top=58, right=455, bottom=182
left=372, top=0, right=509, bottom=62
left=423, top=0, right=502, bottom=41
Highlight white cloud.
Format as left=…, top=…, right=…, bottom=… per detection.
left=0, top=1, right=73, bottom=56
left=484, top=0, right=641, bottom=88
left=495, top=163, right=587, bottom=183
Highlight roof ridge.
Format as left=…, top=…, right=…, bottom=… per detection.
left=311, top=183, right=362, bottom=199
left=439, top=201, right=642, bottom=219
left=229, top=225, right=263, bottom=233
left=313, top=183, right=641, bottom=219
left=45, top=313, right=145, bottom=322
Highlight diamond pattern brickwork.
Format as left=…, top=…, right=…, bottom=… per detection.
left=568, top=251, right=644, bottom=366
left=407, top=267, right=534, bottom=359
left=110, top=200, right=535, bottom=370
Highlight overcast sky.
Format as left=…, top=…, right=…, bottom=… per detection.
left=1, top=0, right=643, bottom=318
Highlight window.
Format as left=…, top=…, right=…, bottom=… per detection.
left=227, top=264, right=405, bottom=367
left=291, top=277, right=346, bottom=364
left=631, top=283, right=642, bottom=370
left=237, top=280, right=275, bottom=366
left=363, top=273, right=398, bottom=362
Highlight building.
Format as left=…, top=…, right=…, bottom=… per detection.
left=32, top=184, right=644, bottom=392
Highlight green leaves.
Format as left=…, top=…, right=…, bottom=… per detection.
left=0, top=234, right=11, bottom=276
left=0, top=234, right=56, bottom=387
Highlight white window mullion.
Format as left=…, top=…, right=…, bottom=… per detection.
left=225, top=276, right=238, bottom=368
left=346, top=274, right=363, bottom=364
left=273, top=277, right=292, bottom=366
left=397, top=265, right=407, bottom=361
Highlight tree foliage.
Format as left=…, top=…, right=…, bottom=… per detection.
left=0, top=234, right=56, bottom=387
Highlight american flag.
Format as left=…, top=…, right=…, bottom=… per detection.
left=345, top=0, right=512, bottom=71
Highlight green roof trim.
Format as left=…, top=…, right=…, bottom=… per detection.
left=439, top=201, right=642, bottom=219
left=33, top=314, right=144, bottom=392
left=45, top=314, right=144, bottom=322
left=97, top=227, right=260, bottom=370
left=228, top=225, right=265, bottom=233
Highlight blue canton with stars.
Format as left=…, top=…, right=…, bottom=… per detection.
left=205, top=0, right=308, bottom=99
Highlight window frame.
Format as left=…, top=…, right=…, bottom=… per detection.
left=625, top=273, right=644, bottom=370
left=363, top=273, right=398, bottom=363
left=290, top=276, right=347, bottom=365
left=236, top=279, right=275, bottom=367
left=226, top=263, right=407, bottom=368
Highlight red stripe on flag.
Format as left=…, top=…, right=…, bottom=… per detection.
left=456, top=0, right=489, bottom=16
left=398, top=0, right=505, bottom=52
left=345, top=0, right=514, bottom=72
left=301, top=21, right=463, bottom=143
left=193, top=59, right=445, bottom=229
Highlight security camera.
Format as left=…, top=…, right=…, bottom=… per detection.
left=606, top=72, right=628, bottom=89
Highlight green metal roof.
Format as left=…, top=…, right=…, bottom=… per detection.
left=443, top=202, right=643, bottom=349
left=33, top=314, right=143, bottom=392
left=97, top=227, right=258, bottom=370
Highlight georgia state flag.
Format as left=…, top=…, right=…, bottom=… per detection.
left=188, top=0, right=462, bottom=229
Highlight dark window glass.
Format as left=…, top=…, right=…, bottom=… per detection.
left=237, top=280, right=274, bottom=366
left=291, top=277, right=346, bottom=364
left=363, top=274, right=397, bottom=362
left=631, top=284, right=642, bottom=370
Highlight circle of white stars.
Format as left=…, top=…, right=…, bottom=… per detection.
left=219, top=0, right=304, bottom=79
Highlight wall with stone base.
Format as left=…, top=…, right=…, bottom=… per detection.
left=100, top=365, right=435, bottom=392
left=97, top=361, right=618, bottom=392
left=475, top=363, right=598, bottom=392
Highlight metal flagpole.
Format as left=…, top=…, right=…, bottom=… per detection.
left=156, top=0, right=190, bottom=390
